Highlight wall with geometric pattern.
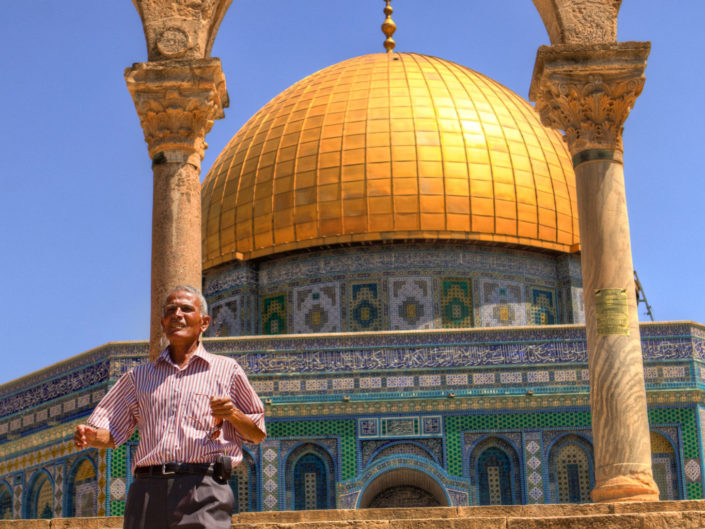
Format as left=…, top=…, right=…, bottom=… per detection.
left=0, top=322, right=703, bottom=518
left=204, top=243, right=583, bottom=337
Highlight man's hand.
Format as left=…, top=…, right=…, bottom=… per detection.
left=210, top=396, right=266, bottom=444
left=210, top=396, right=237, bottom=423
left=74, top=424, right=115, bottom=449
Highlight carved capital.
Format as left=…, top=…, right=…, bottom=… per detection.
left=125, top=58, right=228, bottom=167
left=529, top=42, right=650, bottom=160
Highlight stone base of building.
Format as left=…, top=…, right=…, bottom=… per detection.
left=2, top=500, right=705, bottom=529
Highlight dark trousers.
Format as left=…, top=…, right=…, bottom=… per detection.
left=124, top=474, right=234, bottom=529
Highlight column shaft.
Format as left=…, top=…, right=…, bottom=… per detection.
left=125, top=59, right=228, bottom=359
left=575, top=158, right=655, bottom=501
left=530, top=42, right=658, bottom=502
left=149, top=159, right=203, bottom=358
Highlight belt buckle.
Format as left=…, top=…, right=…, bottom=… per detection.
left=161, top=463, right=176, bottom=476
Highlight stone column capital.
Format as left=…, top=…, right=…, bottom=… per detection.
left=529, top=42, right=650, bottom=163
left=125, top=58, right=229, bottom=169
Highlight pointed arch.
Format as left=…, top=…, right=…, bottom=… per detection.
left=24, top=469, right=54, bottom=519
left=229, top=448, right=258, bottom=512
left=284, top=442, right=336, bottom=510
left=66, top=457, right=98, bottom=517
left=650, top=431, right=681, bottom=500
left=0, top=481, right=12, bottom=520
left=358, top=465, right=449, bottom=508
left=468, top=436, right=522, bottom=505
left=547, top=434, right=594, bottom=503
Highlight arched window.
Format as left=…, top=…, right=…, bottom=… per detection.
left=229, top=451, right=257, bottom=513
left=651, top=431, right=680, bottom=500
left=66, top=458, right=98, bottom=517
left=0, top=482, right=12, bottom=520
left=294, top=454, right=328, bottom=510
left=285, top=443, right=336, bottom=510
left=26, top=471, right=54, bottom=519
left=469, top=437, right=522, bottom=505
left=477, top=447, right=512, bottom=505
left=548, top=435, right=594, bottom=503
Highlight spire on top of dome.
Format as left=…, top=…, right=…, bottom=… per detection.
left=382, top=0, right=396, bottom=53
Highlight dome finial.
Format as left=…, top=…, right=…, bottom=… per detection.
left=381, top=0, right=397, bottom=53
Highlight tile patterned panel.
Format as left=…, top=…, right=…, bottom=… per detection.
left=201, top=242, right=585, bottom=335
left=349, top=282, right=383, bottom=332
left=523, top=431, right=544, bottom=504
left=441, top=279, right=473, bottom=328
left=389, top=277, right=434, bottom=330
left=261, top=440, right=280, bottom=511
left=261, top=293, right=287, bottom=335
left=478, top=279, right=526, bottom=327
left=268, top=420, right=356, bottom=480
left=293, top=282, right=341, bottom=334
left=208, top=295, right=241, bottom=337
left=530, top=287, right=557, bottom=325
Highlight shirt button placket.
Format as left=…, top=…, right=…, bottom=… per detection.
left=169, top=372, right=178, bottom=433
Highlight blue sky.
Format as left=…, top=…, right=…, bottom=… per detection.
left=1, top=1, right=703, bottom=385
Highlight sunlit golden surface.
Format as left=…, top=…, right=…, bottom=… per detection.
left=202, top=53, right=579, bottom=268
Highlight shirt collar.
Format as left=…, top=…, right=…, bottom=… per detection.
left=155, top=342, right=211, bottom=368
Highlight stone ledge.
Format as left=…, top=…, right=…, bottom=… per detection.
left=1, top=502, right=704, bottom=529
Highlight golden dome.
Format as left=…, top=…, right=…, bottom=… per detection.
left=202, top=53, right=579, bottom=268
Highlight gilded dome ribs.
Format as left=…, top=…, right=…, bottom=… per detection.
left=201, top=53, right=579, bottom=268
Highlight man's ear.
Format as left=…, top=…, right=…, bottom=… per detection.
left=200, top=315, right=211, bottom=333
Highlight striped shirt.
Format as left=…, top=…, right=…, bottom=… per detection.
left=87, top=344, right=265, bottom=471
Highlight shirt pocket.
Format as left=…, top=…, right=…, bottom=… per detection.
left=184, top=392, right=219, bottom=440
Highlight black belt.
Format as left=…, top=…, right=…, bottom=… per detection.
left=134, top=463, right=214, bottom=478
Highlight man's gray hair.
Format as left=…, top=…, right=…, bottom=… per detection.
left=165, top=285, right=209, bottom=316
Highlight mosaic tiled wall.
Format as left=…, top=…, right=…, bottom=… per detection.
left=0, top=323, right=704, bottom=517
left=204, top=262, right=258, bottom=337
left=204, top=244, right=584, bottom=335
left=209, top=295, right=242, bottom=337
left=0, top=404, right=702, bottom=517
left=555, top=255, right=584, bottom=325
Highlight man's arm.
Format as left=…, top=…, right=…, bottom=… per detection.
left=81, top=369, right=138, bottom=449
left=74, top=424, right=116, bottom=449
left=210, top=397, right=266, bottom=444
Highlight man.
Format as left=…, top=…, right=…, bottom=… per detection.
left=74, top=285, right=265, bottom=528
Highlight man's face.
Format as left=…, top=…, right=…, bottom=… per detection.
left=160, top=290, right=210, bottom=347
